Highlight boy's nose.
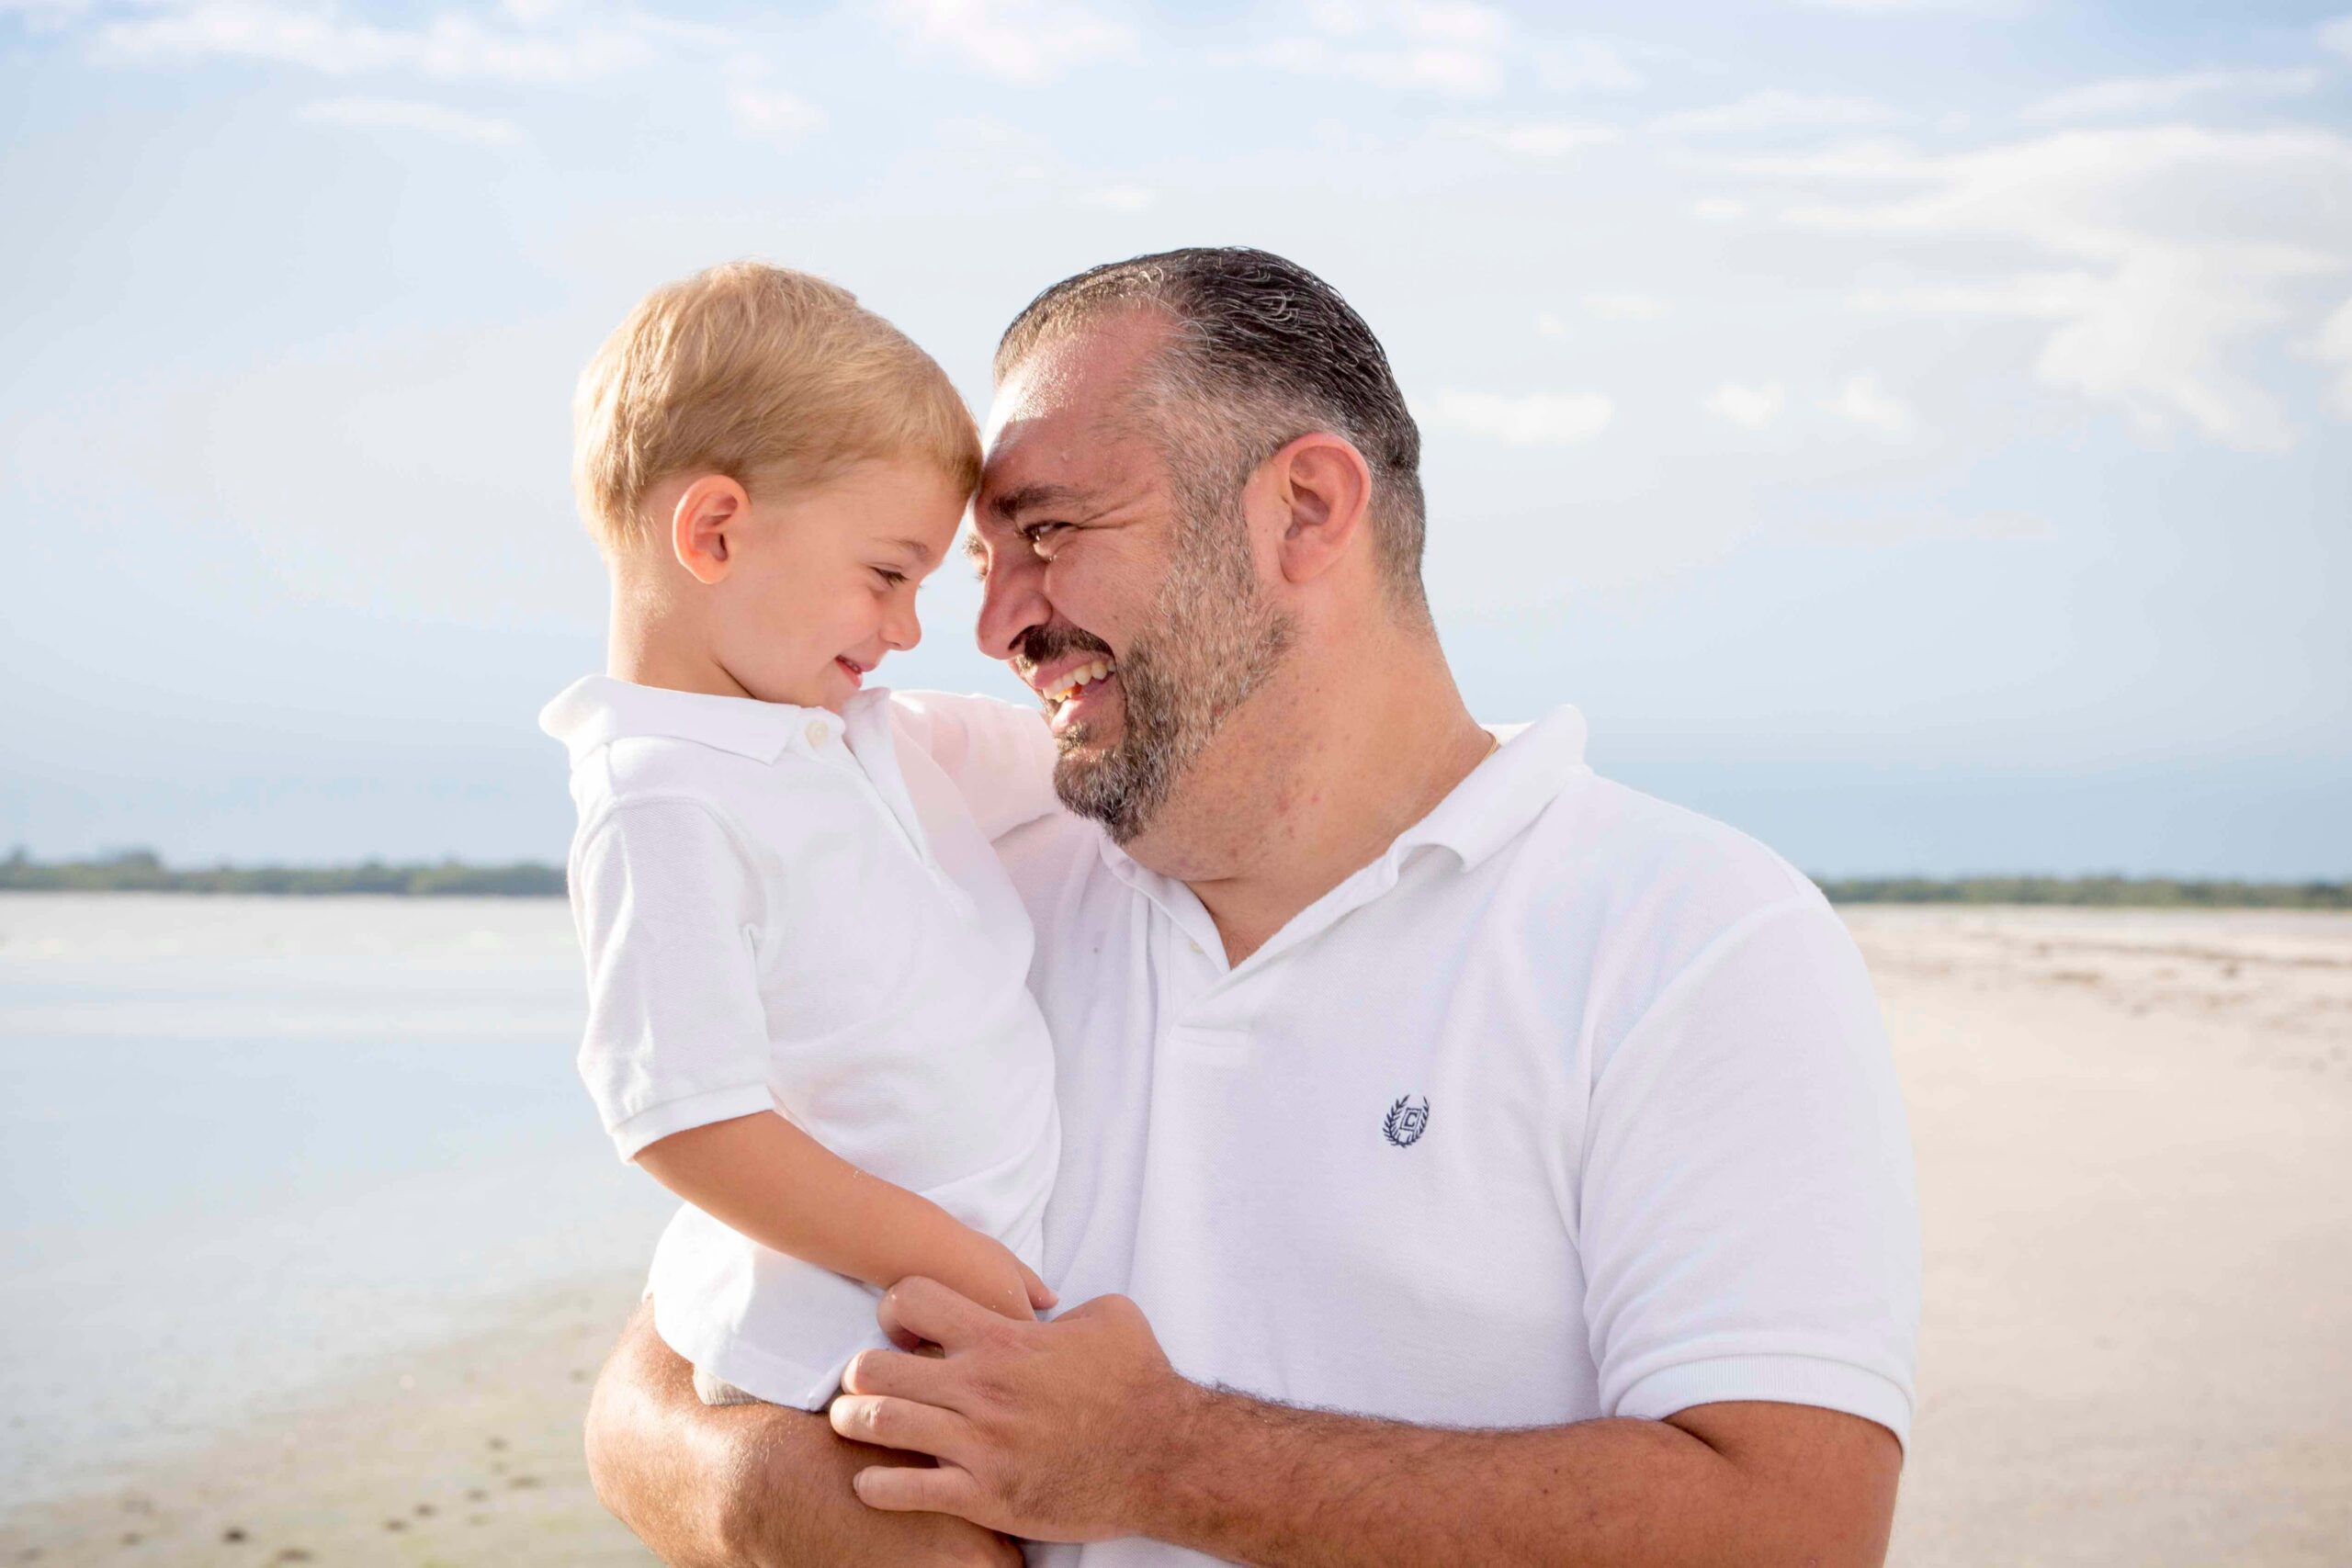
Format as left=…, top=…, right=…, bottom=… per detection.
left=885, top=602, right=922, bottom=653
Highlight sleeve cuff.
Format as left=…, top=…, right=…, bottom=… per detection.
left=608, top=1084, right=777, bottom=1162
left=1615, top=1355, right=1915, bottom=1451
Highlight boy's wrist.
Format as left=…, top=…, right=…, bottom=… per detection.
left=878, top=1196, right=988, bottom=1290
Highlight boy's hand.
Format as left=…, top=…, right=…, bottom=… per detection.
left=927, top=1230, right=1058, bottom=1321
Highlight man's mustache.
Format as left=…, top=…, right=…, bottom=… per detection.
left=1012, top=624, right=1115, bottom=676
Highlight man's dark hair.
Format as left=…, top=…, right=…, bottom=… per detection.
left=995, top=247, right=1428, bottom=615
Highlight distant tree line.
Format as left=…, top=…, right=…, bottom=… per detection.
left=1811, top=875, right=2349, bottom=910
left=3, top=850, right=2345, bottom=908
left=0, top=848, right=564, bottom=897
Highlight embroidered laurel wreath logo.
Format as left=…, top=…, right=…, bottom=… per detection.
left=1383, top=1094, right=1430, bottom=1147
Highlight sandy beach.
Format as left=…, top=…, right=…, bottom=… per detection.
left=4, top=905, right=2346, bottom=1564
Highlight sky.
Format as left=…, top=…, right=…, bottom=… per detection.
left=2, top=0, right=2347, bottom=878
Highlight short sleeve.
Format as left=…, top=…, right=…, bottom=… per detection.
left=1579, top=899, right=1921, bottom=1447
left=890, top=690, right=1061, bottom=840
left=570, top=798, right=775, bottom=1160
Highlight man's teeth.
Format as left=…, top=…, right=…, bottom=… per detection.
left=1046, top=660, right=1115, bottom=704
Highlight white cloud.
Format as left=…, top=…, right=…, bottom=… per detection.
left=729, top=86, right=826, bottom=145
left=1691, top=196, right=1747, bottom=220
left=1704, top=381, right=1786, bottom=429
left=1654, top=90, right=1898, bottom=135
left=2314, top=297, right=2352, bottom=419
left=1081, top=184, right=1155, bottom=211
left=1439, top=118, right=1617, bottom=156
left=888, top=0, right=1136, bottom=84
left=1796, top=512, right=2052, bottom=547
left=1535, top=310, right=1568, bottom=337
left=1420, top=389, right=1615, bottom=445
left=1404, top=0, right=1502, bottom=42
left=1536, top=38, right=1643, bottom=94
left=1764, top=125, right=2352, bottom=448
left=1583, top=291, right=1668, bottom=320
left=0, top=0, right=93, bottom=26
left=2023, top=68, right=2320, bottom=124
left=1255, top=0, right=1509, bottom=96
left=1852, top=273, right=2094, bottom=318
left=297, top=95, right=521, bottom=145
left=1796, top=0, right=2025, bottom=11
left=2320, top=15, right=2352, bottom=61
left=1824, top=373, right=1916, bottom=436
left=1259, top=39, right=1495, bottom=94
left=95, top=2, right=651, bottom=83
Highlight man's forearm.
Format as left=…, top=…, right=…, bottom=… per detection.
left=584, top=1302, right=1019, bottom=1568
left=1131, top=1388, right=1901, bottom=1568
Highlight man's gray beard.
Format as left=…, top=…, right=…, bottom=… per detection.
left=1055, top=495, right=1294, bottom=845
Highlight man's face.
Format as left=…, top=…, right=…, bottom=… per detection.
left=970, top=312, right=1293, bottom=844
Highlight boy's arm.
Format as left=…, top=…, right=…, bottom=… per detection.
left=636, top=1111, right=1054, bottom=1320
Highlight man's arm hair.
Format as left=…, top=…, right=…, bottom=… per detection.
left=582, top=1302, right=1018, bottom=1568
left=1136, top=1387, right=1902, bottom=1568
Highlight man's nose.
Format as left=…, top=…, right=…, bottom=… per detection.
left=975, top=548, right=1050, bottom=661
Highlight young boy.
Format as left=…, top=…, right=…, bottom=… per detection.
left=539, top=262, right=1062, bottom=1411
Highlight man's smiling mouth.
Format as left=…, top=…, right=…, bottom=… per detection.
left=1023, top=653, right=1122, bottom=736
left=1042, top=659, right=1116, bottom=705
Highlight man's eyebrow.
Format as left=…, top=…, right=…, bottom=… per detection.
left=988, top=482, right=1088, bottom=523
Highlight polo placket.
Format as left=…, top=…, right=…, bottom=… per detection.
left=836, top=690, right=966, bottom=899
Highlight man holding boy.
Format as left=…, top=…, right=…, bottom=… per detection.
left=584, top=248, right=1920, bottom=1566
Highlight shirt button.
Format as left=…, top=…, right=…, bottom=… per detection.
left=1189, top=940, right=1204, bottom=955
left=805, top=720, right=830, bottom=748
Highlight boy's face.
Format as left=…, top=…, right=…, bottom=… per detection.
left=711, top=459, right=966, bottom=715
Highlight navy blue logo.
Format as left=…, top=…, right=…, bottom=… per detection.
left=1383, top=1095, right=1430, bottom=1147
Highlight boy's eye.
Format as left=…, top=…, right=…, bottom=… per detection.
left=872, top=567, right=908, bottom=589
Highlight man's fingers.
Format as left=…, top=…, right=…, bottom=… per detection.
left=880, top=1274, right=1004, bottom=1352
left=853, top=1459, right=989, bottom=1519
left=1054, top=1291, right=1140, bottom=1325
left=830, top=1393, right=974, bottom=1461
left=842, top=1345, right=962, bottom=1404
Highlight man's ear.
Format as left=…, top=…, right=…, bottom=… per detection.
left=671, top=475, right=750, bottom=585
left=1268, top=434, right=1373, bottom=587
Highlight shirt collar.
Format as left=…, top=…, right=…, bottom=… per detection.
left=1388, top=705, right=1590, bottom=872
left=1092, top=704, right=1592, bottom=921
left=538, top=674, right=878, bottom=767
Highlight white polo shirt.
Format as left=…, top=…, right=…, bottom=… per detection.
left=909, top=700, right=1920, bottom=1568
left=540, top=676, right=1062, bottom=1411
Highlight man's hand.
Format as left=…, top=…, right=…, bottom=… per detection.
left=583, top=1301, right=1022, bottom=1568
left=829, top=1280, right=1196, bottom=1543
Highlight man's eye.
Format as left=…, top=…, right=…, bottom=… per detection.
left=1021, top=522, right=1069, bottom=557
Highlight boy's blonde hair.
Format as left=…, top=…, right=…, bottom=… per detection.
left=573, top=261, right=982, bottom=552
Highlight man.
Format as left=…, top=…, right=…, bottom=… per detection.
left=584, top=247, right=1921, bottom=1566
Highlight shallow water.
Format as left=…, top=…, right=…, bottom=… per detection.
left=0, top=894, right=673, bottom=1506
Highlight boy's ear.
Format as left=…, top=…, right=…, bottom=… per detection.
left=672, top=475, right=750, bottom=585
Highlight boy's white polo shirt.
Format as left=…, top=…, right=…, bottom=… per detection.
left=959, top=704, right=1919, bottom=1568
left=540, top=676, right=1061, bottom=1411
